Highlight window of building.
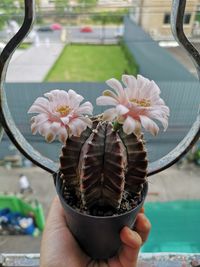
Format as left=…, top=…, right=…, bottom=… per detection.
left=163, top=13, right=171, bottom=24
left=163, top=13, right=191, bottom=25
left=184, top=13, right=191, bottom=24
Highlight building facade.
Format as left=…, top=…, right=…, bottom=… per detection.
left=131, top=0, right=198, bottom=39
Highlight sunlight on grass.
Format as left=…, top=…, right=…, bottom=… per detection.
left=45, top=44, right=138, bottom=82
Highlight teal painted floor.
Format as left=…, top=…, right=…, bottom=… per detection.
left=142, top=200, right=200, bottom=253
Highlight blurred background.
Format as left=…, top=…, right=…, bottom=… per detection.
left=0, top=0, right=200, bottom=261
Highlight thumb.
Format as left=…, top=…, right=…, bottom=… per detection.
left=119, top=227, right=142, bottom=267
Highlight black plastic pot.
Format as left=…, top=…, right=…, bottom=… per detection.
left=54, top=172, right=148, bottom=260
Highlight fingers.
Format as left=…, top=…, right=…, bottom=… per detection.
left=108, top=212, right=151, bottom=267
left=108, top=227, right=142, bottom=267
left=118, top=227, right=142, bottom=267
left=134, top=213, right=151, bottom=244
left=44, top=196, right=67, bottom=231
left=139, top=206, right=145, bottom=214
left=41, top=196, right=89, bottom=267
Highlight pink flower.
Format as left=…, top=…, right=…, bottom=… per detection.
left=28, top=89, right=93, bottom=143
left=96, top=74, right=169, bottom=136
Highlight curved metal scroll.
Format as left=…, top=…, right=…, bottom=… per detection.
left=148, top=0, right=200, bottom=176
left=0, top=124, right=3, bottom=142
left=0, top=0, right=58, bottom=173
left=0, top=0, right=199, bottom=176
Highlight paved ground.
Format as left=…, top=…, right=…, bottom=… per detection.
left=0, top=163, right=199, bottom=253
left=0, top=167, right=55, bottom=253
left=166, top=42, right=200, bottom=79
left=4, top=35, right=200, bottom=83
left=6, top=43, right=64, bottom=82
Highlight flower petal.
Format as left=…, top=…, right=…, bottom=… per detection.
left=150, top=113, right=168, bottom=131
left=77, top=101, right=93, bottom=115
left=102, top=108, right=117, bottom=121
left=68, top=118, right=89, bottom=137
left=122, top=75, right=137, bottom=88
left=117, top=115, right=126, bottom=124
left=122, top=75, right=138, bottom=98
left=140, top=115, right=159, bottom=136
left=31, top=122, right=38, bottom=135
left=79, top=116, right=93, bottom=128
left=103, top=90, right=118, bottom=99
left=45, top=131, right=56, bottom=143
left=96, top=96, right=118, bottom=106
left=123, top=116, right=138, bottom=135
left=28, top=97, right=50, bottom=114
left=50, top=122, right=61, bottom=134
left=148, top=80, right=160, bottom=96
left=106, top=78, right=124, bottom=96
left=41, top=122, right=57, bottom=143
left=58, top=127, right=68, bottom=143
left=60, top=116, right=70, bottom=125
left=30, top=113, right=50, bottom=134
left=116, top=104, right=129, bottom=115
left=34, top=113, right=49, bottom=125
left=136, top=75, right=152, bottom=99
left=44, top=89, right=61, bottom=101
left=68, top=89, right=84, bottom=108
left=38, top=121, right=51, bottom=136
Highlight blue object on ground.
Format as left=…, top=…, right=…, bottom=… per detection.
left=0, top=208, right=11, bottom=216
left=0, top=208, right=37, bottom=235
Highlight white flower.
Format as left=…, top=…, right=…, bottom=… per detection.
left=96, top=74, right=170, bottom=136
left=28, top=89, right=93, bottom=143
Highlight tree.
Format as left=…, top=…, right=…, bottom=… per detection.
left=0, top=0, right=16, bottom=29
left=78, top=0, right=97, bottom=4
left=54, top=0, right=69, bottom=12
left=17, top=0, right=41, bottom=10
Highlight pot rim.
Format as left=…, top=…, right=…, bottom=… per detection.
left=56, top=172, right=148, bottom=220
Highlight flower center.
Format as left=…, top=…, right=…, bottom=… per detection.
left=130, top=98, right=151, bottom=107
left=56, top=105, right=71, bottom=116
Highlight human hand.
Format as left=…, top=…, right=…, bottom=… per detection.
left=40, top=197, right=151, bottom=267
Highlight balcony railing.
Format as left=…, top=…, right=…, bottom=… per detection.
left=0, top=253, right=200, bottom=267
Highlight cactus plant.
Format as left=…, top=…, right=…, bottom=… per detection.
left=59, top=118, right=147, bottom=215
left=28, top=74, right=169, bottom=216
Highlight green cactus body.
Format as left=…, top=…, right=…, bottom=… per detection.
left=59, top=118, right=147, bottom=213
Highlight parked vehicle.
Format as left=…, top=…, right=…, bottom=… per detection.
left=37, top=26, right=53, bottom=32
left=80, top=26, right=93, bottom=33
left=51, top=23, right=62, bottom=31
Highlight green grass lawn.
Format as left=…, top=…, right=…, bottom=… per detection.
left=45, top=44, right=138, bottom=82
left=19, top=43, right=31, bottom=49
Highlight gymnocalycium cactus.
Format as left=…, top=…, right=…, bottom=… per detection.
left=28, top=74, right=169, bottom=213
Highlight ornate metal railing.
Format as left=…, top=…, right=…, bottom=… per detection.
left=0, top=0, right=199, bottom=176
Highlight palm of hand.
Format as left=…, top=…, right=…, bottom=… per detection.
left=40, top=197, right=150, bottom=267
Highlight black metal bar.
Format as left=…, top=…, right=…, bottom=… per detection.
left=148, top=0, right=200, bottom=176
left=0, top=0, right=58, bottom=174
left=0, top=123, right=3, bottom=142
left=0, top=0, right=199, bottom=177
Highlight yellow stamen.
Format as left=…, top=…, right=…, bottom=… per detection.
left=130, top=98, right=151, bottom=107
left=56, top=105, right=71, bottom=116
left=103, top=90, right=114, bottom=97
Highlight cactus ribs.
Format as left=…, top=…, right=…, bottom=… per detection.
left=59, top=117, right=148, bottom=216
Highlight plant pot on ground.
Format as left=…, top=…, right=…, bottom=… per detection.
left=28, top=74, right=169, bottom=260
